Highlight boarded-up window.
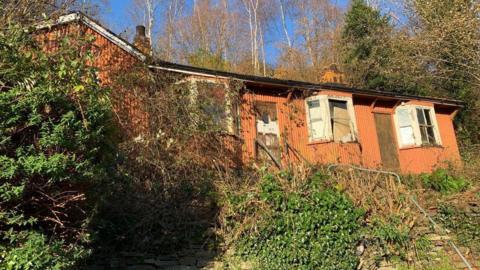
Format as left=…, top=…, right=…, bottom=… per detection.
left=329, top=100, right=351, bottom=142
left=397, top=108, right=415, bottom=146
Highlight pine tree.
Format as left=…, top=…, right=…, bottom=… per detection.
left=341, top=0, right=392, bottom=90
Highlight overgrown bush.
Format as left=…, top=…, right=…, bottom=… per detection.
left=0, top=26, right=113, bottom=268
left=367, top=215, right=412, bottom=262
left=88, top=66, right=243, bottom=255
left=421, top=169, right=469, bottom=194
left=227, top=170, right=365, bottom=269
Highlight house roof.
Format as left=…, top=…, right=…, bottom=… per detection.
left=149, top=61, right=464, bottom=107
left=40, top=12, right=463, bottom=108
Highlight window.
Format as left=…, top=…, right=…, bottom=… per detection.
left=416, top=108, right=437, bottom=145
left=306, top=99, right=326, bottom=140
left=394, top=105, right=441, bottom=148
left=396, top=108, right=416, bottom=146
left=197, top=81, right=227, bottom=129
left=187, top=79, right=239, bottom=134
left=305, top=95, right=357, bottom=143
left=329, top=100, right=353, bottom=142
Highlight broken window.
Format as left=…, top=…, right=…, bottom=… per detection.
left=416, top=108, right=437, bottom=145
left=395, top=105, right=441, bottom=148
left=306, top=99, right=326, bottom=140
left=329, top=100, right=353, bottom=142
left=255, top=102, right=281, bottom=162
left=305, top=95, right=357, bottom=143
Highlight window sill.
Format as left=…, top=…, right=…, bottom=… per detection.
left=399, top=144, right=443, bottom=150
left=308, top=140, right=358, bottom=146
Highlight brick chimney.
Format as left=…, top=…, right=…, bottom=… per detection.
left=133, top=25, right=151, bottom=56
left=320, top=64, right=344, bottom=84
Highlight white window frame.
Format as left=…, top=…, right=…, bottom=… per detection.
left=305, top=95, right=358, bottom=143
left=394, top=104, right=442, bottom=148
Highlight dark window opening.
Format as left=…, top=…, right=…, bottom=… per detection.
left=416, top=108, right=437, bottom=145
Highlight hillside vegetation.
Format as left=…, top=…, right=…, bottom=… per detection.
left=1, top=1, right=479, bottom=269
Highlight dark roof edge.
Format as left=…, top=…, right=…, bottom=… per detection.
left=149, top=61, right=464, bottom=107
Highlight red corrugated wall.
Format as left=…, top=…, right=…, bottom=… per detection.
left=37, top=21, right=462, bottom=174
left=36, top=22, right=148, bottom=138
left=239, top=88, right=461, bottom=173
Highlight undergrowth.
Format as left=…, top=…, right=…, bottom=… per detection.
left=223, top=169, right=365, bottom=270
left=421, top=168, right=469, bottom=194
left=436, top=203, right=480, bottom=254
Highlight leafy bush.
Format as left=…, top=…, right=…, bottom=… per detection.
left=367, top=215, right=412, bottom=262
left=230, top=171, right=364, bottom=270
left=421, top=169, right=469, bottom=194
left=0, top=25, right=113, bottom=268
left=0, top=231, right=88, bottom=270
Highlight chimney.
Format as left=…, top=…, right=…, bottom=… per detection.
left=134, top=25, right=151, bottom=56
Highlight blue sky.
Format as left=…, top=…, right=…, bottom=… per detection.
left=95, top=0, right=351, bottom=65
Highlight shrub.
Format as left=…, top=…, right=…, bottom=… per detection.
left=421, top=169, right=469, bottom=194
left=0, top=231, right=88, bottom=270
left=231, top=171, right=364, bottom=270
left=367, top=215, right=412, bottom=262
left=0, top=25, right=113, bottom=268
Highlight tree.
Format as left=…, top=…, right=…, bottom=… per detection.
left=129, top=0, right=159, bottom=42
left=404, top=0, right=480, bottom=144
left=0, top=0, right=109, bottom=27
left=0, top=25, right=113, bottom=268
left=155, top=0, right=250, bottom=72
left=341, top=0, right=393, bottom=89
left=274, top=0, right=344, bottom=82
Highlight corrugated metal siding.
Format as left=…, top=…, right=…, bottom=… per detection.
left=239, top=89, right=461, bottom=173
left=354, top=98, right=383, bottom=168
left=38, top=23, right=148, bottom=137
left=398, top=110, right=461, bottom=173
left=240, top=90, right=363, bottom=166
left=38, top=22, right=462, bottom=174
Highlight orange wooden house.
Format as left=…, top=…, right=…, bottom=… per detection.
left=37, top=12, right=464, bottom=174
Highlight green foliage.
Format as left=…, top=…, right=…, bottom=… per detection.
left=0, top=231, right=88, bottom=270
left=0, top=25, right=113, bottom=268
left=341, top=0, right=393, bottom=90
left=367, top=215, right=412, bottom=261
left=421, top=169, right=469, bottom=194
left=436, top=204, right=480, bottom=253
left=231, top=171, right=364, bottom=270
left=187, top=48, right=231, bottom=71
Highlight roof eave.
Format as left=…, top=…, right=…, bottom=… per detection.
left=148, top=64, right=464, bottom=108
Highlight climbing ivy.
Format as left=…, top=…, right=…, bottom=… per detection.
left=230, top=171, right=365, bottom=269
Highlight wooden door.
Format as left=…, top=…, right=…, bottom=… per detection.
left=374, top=113, right=400, bottom=170
left=255, top=102, right=281, bottom=164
